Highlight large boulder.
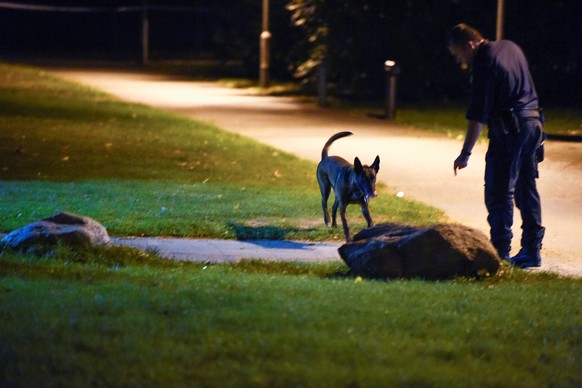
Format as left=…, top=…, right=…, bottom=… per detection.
left=1, top=212, right=111, bottom=251
left=338, top=223, right=501, bottom=280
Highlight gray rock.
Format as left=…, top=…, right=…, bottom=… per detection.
left=338, top=223, right=501, bottom=280
left=1, top=212, right=110, bottom=251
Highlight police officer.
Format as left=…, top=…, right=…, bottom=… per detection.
left=447, top=23, right=545, bottom=268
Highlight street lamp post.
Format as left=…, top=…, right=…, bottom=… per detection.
left=259, top=0, right=271, bottom=88
left=496, top=0, right=505, bottom=40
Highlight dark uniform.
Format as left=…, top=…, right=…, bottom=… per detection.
left=466, top=40, right=545, bottom=260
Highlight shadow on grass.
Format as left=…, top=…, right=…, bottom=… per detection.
left=228, top=222, right=338, bottom=251
left=244, top=240, right=322, bottom=250
left=229, top=223, right=298, bottom=240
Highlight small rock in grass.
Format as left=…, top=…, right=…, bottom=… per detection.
left=1, top=212, right=110, bottom=251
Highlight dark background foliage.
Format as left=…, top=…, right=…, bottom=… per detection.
left=286, top=0, right=581, bottom=105
left=0, top=0, right=580, bottom=106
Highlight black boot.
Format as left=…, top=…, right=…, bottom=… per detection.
left=498, top=248, right=510, bottom=262
left=493, top=244, right=511, bottom=262
left=510, top=247, right=542, bottom=268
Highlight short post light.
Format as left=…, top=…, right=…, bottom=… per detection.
left=384, top=60, right=400, bottom=120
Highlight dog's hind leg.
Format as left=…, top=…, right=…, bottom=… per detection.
left=318, top=176, right=332, bottom=226
left=331, top=199, right=339, bottom=227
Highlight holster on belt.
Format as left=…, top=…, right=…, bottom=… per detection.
left=487, top=108, right=541, bottom=138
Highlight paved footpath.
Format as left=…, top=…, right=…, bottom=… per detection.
left=112, top=237, right=342, bottom=263
left=50, top=67, right=582, bottom=277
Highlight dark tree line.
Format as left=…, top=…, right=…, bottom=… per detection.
left=284, top=0, right=581, bottom=105
left=0, top=0, right=580, bottom=105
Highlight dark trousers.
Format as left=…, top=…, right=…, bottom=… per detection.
left=484, top=119, right=545, bottom=255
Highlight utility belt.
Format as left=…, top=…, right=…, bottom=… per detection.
left=487, top=108, right=546, bottom=163
left=487, top=108, right=543, bottom=138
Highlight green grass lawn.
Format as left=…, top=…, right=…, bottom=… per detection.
left=0, top=62, right=580, bottom=386
left=0, top=63, right=443, bottom=240
left=1, top=247, right=580, bottom=386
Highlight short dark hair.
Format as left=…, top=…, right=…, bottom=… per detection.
left=448, top=23, right=484, bottom=47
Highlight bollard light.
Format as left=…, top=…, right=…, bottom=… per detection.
left=384, top=60, right=400, bottom=120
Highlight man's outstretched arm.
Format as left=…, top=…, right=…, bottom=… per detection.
left=454, top=120, right=484, bottom=175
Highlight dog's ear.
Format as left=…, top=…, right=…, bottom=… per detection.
left=354, top=157, right=363, bottom=173
left=371, top=156, right=380, bottom=172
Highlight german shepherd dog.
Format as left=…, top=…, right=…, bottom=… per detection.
left=316, top=132, right=380, bottom=241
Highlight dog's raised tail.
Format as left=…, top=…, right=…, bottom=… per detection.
left=321, top=131, right=353, bottom=159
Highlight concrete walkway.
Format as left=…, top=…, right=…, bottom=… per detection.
left=112, top=237, right=341, bottom=264
left=49, top=67, right=582, bottom=277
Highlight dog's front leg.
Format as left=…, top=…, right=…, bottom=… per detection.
left=340, top=205, right=351, bottom=242
left=361, top=203, right=373, bottom=228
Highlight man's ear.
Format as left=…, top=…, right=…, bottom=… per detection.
left=354, top=157, right=363, bottom=173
